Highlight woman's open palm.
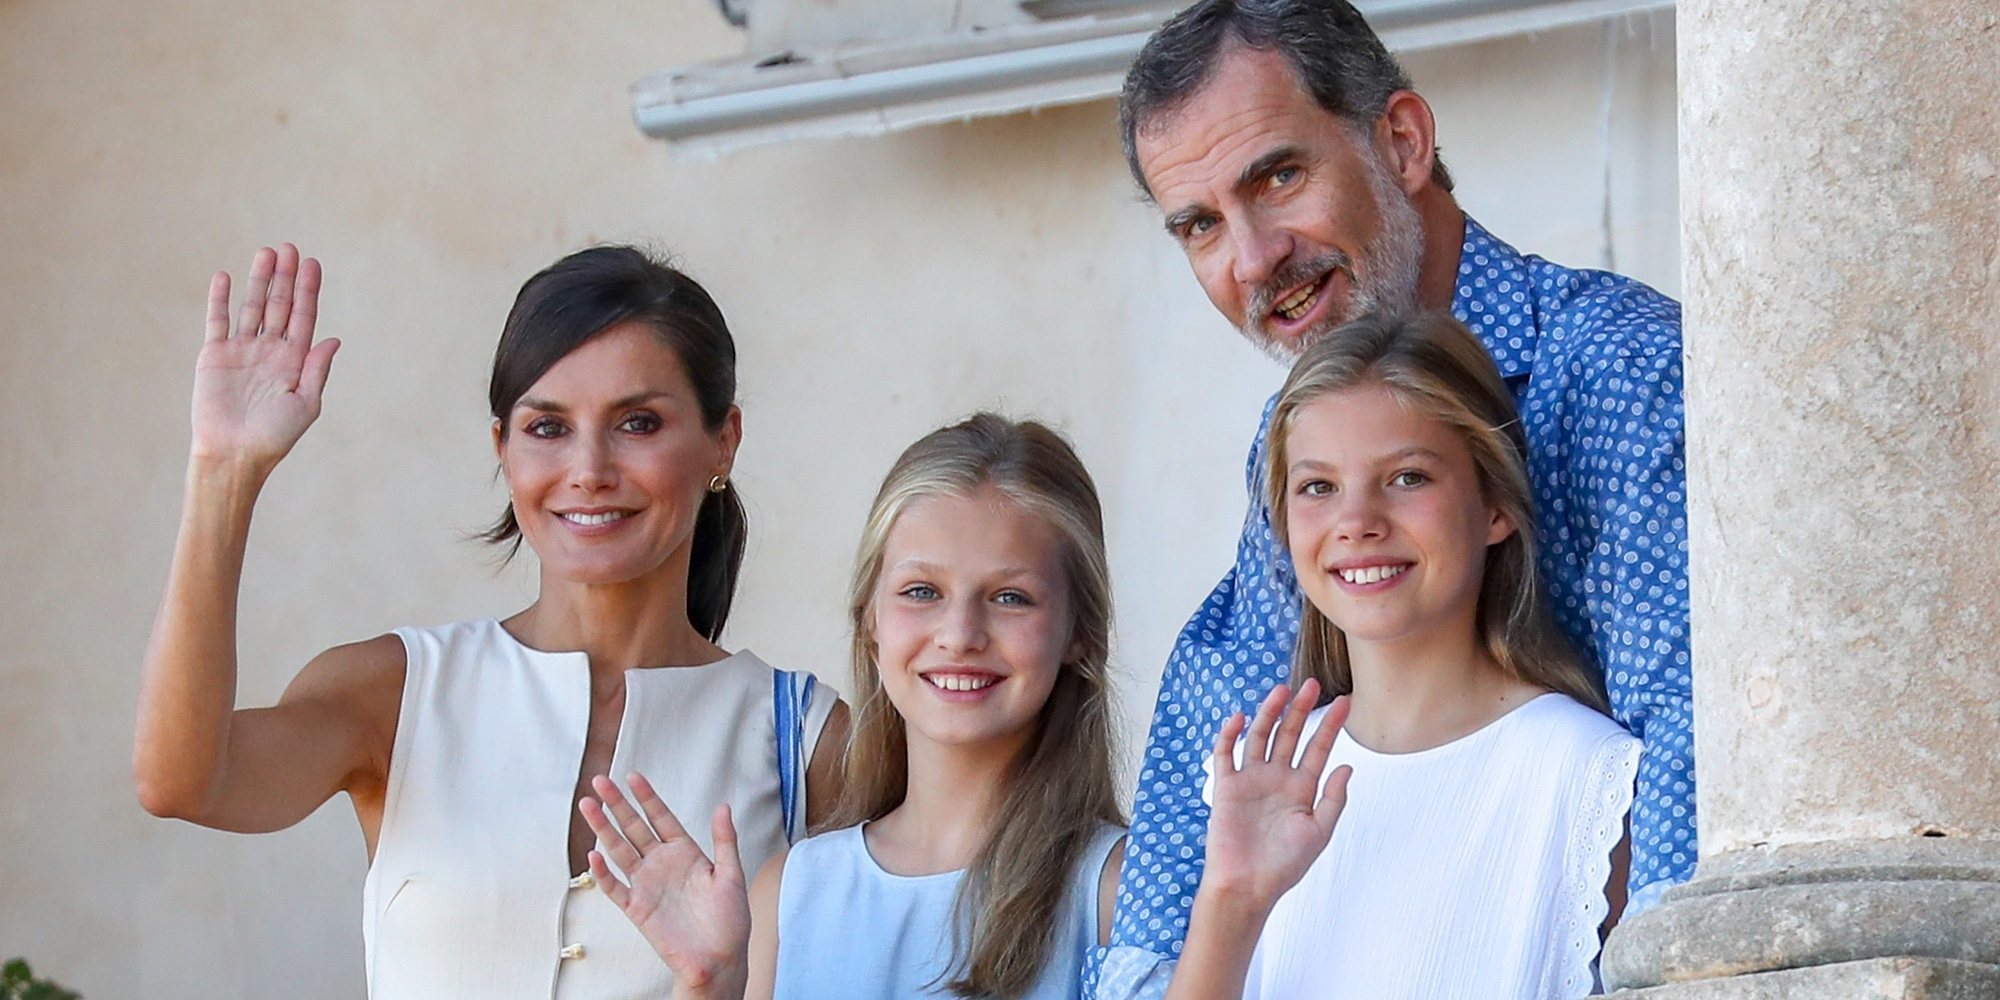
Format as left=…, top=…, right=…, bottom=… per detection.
left=1204, top=681, right=1352, bottom=908
left=581, top=773, right=751, bottom=988
left=192, top=244, right=340, bottom=470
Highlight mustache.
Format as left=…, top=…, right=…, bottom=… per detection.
left=1246, top=252, right=1350, bottom=320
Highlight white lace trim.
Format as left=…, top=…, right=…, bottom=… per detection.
left=1554, top=730, right=1641, bottom=997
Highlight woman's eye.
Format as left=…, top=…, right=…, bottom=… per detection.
left=620, top=412, right=661, bottom=433
left=1390, top=470, right=1430, bottom=488
left=525, top=418, right=565, bottom=439
left=898, top=583, right=939, bottom=601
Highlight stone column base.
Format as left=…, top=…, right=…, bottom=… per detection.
left=1605, top=958, right=2000, bottom=999
left=1602, top=840, right=2000, bottom=991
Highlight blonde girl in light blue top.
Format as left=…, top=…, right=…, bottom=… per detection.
left=581, top=413, right=1128, bottom=999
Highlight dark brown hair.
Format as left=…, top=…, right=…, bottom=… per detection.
left=481, top=245, right=747, bottom=642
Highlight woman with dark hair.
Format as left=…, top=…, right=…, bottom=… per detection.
left=133, top=243, right=849, bottom=998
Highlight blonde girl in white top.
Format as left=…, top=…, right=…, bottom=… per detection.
left=1170, top=312, right=1638, bottom=1000
left=133, top=244, right=848, bottom=997
left=579, top=413, right=1128, bottom=999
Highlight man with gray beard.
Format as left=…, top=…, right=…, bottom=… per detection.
left=1096, top=2, right=1690, bottom=996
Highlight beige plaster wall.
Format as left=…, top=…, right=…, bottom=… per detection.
left=0, top=1, right=1678, bottom=996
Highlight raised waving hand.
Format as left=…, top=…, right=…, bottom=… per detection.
left=581, top=773, right=751, bottom=1000
left=193, top=243, right=339, bottom=473
left=1205, top=680, right=1351, bottom=904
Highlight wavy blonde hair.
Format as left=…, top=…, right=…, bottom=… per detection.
left=1266, top=311, right=1606, bottom=712
left=829, top=412, right=1124, bottom=998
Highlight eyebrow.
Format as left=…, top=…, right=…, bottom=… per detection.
left=1287, top=446, right=1446, bottom=476
left=1160, top=145, right=1305, bottom=236
left=892, top=558, right=1046, bottom=580
left=514, top=389, right=674, bottom=414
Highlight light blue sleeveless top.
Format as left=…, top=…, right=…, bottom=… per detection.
left=773, top=821, right=1125, bottom=999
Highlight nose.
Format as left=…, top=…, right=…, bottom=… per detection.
left=568, top=433, right=619, bottom=493
left=934, top=597, right=989, bottom=655
left=1333, top=488, right=1389, bottom=543
left=1230, top=218, right=1294, bottom=292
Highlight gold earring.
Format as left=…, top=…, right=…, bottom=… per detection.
left=707, top=474, right=728, bottom=494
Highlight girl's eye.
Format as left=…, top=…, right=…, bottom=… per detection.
left=994, top=589, right=1035, bottom=608
left=898, top=583, right=939, bottom=602
left=1296, top=478, right=1334, bottom=497
left=620, top=412, right=661, bottom=434
left=525, top=417, right=565, bottom=439
left=1390, top=470, right=1430, bottom=488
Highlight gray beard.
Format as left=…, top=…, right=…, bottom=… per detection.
left=1242, top=156, right=1426, bottom=364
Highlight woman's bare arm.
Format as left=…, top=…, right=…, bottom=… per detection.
left=132, top=244, right=396, bottom=831
left=803, top=700, right=850, bottom=831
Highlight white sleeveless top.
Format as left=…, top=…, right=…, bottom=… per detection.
left=772, top=822, right=1125, bottom=999
left=361, top=618, right=837, bottom=999
left=1206, top=693, right=1638, bottom=1000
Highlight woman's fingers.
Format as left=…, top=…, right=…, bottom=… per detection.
left=1243, top=683, right=1290, bottom=766
left=286, top=255, right=321, bottom=346
left=1212, top=711, right=1246, bottom=777
left=205, top=272, right=231, bottom=343
left=1270, top=678, right=1319, bottom=768
left=299, top=338, right=340, bottom=407
left=591, top=774, right=661, bottom=855
left=709, top=804, right=743, bottom=884
left=261, top=243, right=298, bottom=339
left=588, top=850, right=632, bottom=911
left=627, top=772, right=694, bottom=847
left=234, top=246, right=275, bottom=339
left=1313, top=764, right=1353, bottom=835
left=581, top=795, right=644, bottom=873
left=1296, top=691, right=1344, bottom=784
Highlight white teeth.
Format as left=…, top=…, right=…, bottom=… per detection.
left=561, top=511, right=628, bottom=526
left=1338, top=564, right=1408, bottom=585
left=929, top=673, right=997, bottom=692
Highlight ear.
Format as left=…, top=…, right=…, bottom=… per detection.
left=1377, top=90, right=1439, bottom=198
left=714, top=404, right=743, bottom=480
left=491, top=418, right=507, bottom=467
left=1485, top=506, right=1517, bottom=547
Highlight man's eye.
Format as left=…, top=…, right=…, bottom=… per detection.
left=1187, top=216, right=1217, bottom=237
left=1390, top=470, right=1430, bottom=488
left=1269, top=166, right=1299, bottom=189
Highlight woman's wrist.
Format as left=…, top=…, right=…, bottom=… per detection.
left=1191, top=876, right=1279, bottom=927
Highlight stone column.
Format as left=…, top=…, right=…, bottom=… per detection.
left=1600, top=2, right=2000, bottom=997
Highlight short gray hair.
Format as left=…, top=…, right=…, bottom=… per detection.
left=1117, top=0, right=1454, bottom=197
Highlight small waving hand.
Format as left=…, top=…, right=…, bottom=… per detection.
left=582, top=773, right=750, bottom=995
left=1203, top=680, right=1352, bottom=908
left=192, top=244, right=340, bottom=473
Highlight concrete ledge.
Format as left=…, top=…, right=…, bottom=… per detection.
left=1603, top=840, right=2000, bottom=989
left=1606, top=957, right=2000, bottom=999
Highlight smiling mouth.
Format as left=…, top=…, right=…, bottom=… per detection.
left=922, top=672, right=1001, bottom=693
left=1270, top=269, right=1336, bottom=324
left=1336, top=563, right=1411, bottom=585
left=558, top=510, right=633, bottom=527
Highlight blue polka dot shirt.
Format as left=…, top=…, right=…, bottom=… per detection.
left=1090, top=217, right=1692, bottom=998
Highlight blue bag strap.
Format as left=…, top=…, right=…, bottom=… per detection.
left=774, top=669, right=818, bottom=844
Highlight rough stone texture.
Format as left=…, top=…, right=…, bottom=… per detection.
left=1603, top=0, right=2000, bottom=991
left=1608, top=958, right=2000, bottom=999
left=1677, top=0, right=2000, bottom=856
left=1603, top=841, right=2000, bottom=987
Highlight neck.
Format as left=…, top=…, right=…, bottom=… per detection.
left=867, top=728, right=1027, bottom=875
left=504, top=560, right=721, bottom=688
left=1340, top=607, right=1532, bottom=753
left=1414, top=189, right=1466, bottom=312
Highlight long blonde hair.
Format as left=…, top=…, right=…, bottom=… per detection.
left=830, top=412, right=1124, bottom=998
left=1266, top=312, right=1606, bottom=712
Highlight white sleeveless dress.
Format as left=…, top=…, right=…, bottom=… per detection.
left=361, top=618, right=837, bottom=999
left=1206, top=692, right=1639, bottom=1000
